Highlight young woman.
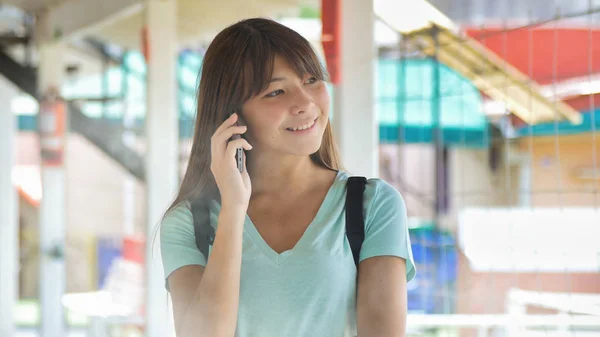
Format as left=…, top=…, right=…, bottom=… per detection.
left=160, top=18, right=415, bottom=337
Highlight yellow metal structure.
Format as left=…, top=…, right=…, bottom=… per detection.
left=402, top=24, right=583, bottom=125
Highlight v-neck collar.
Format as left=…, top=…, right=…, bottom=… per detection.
left=243, top=170, right=345, bottom=266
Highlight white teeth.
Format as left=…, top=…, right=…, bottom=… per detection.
left=289, top=119, right=315, bottom=131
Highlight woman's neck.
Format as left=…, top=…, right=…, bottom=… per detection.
left=246, top=152, right=324, bottom=197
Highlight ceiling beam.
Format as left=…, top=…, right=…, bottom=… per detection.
left=42, top=0, right=144, bottom=42
left=0, top=34, right=30, bottom=46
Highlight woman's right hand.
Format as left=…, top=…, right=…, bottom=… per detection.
left=210, top=113, right=253, bottom=210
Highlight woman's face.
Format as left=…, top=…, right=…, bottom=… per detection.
left=241, top=55, right=330, bottom=157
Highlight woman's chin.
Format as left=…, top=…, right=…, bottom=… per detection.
left=286, top=141, right=323, bottom=157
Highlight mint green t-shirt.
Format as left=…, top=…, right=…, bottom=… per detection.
left=160, top=171, right=416, bottom=337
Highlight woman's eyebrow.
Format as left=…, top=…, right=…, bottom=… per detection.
left=269, top=77, right=286, bottom=83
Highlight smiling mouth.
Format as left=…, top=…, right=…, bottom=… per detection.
left=286, top=118, right=317, bottom=132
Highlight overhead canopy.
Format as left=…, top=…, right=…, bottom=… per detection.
left=401, top=24, right=582, bottom=126
left=517, top=108, right=600, bottom=137
left=464, top=27, right=600, bottom=86
left=373, top=0, right=582, bottom=126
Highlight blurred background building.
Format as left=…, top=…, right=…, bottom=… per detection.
left=0, top=0, right=599, bottom=336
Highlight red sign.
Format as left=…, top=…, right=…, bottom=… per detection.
left=322, top=0, right=341, bottom=84
left=142, top=25, right=150, bottom=63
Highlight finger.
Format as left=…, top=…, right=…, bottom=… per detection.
left=213, top=113, right=239, bottom=136
left=225, top=139, right=252, bottom=158
left=242, top=166, right=251, bottom=185
left=211, top=124, right=245, bottom=156
left=242, top=149, right=249, bottom=175
left=220, top=125, right=247, bottom=142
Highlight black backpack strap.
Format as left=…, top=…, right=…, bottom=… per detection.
left=190, top=199, right=215, bottom=259
left=345, top=176, right=367, bottom=268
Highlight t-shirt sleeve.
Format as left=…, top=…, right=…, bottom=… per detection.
left=359, top=179, right=416, bottom=282
left=160, top=203, right=207, bottom=290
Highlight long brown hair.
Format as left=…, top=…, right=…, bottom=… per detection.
left=165, top=18, right=341, bottom=216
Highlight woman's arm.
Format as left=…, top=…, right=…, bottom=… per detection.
left=355, top=179, right=415, bottom=337
left=356, top=256, right=408, bottom=337
left=168, top=206, right=246, bottom=337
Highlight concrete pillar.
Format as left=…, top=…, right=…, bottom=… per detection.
left=0, top=76, right=19, bottom=337
left=122, top=62, right=136, bottom=237
left=145, top=1, right=178, bottom=336
left=333, top=0, right=378, bottom=177
left=37, top=41, right=67, bottom=337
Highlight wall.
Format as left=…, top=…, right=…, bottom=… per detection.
left=380, top=143, right=520, bottom=227
left=524, top=133, right=600, bottom=207
left=454, top=133, right=600, bottom=336
left=381, top=139, right=598, bottom=336
left=16, top=132, right=148, bottom=293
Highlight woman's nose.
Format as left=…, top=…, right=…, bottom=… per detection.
left=290, top=88, right=314, bottom=115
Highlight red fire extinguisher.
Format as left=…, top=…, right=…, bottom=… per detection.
left=38, top=87, right=67, bottom=167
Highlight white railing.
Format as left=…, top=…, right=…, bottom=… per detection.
left=406, top=288, right=600, bottom=337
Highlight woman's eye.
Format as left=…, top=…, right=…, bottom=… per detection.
left=265, top=89, right=284, bottom=98
left=305, top=77, right=318, bottom=84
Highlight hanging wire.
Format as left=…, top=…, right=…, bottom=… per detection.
left=456, top=13, right=469, bottom=328
left=404, top=31, right=429, bottom=314
left=478, top=17, right=498, bottom=317
left=432, top=27, right=451, bottom=316
left=393, top=28, right=429, bottom=315
left=500, top=12, right=521, bottom=327
left=501, top=5, right=520, bottom=329
left=397, top=33, right=407, bottom=176
left=551, top=5, right=576, bottom=335
left=433, top=26, right=452, bottom=316
left=588, top=0, right=599, bottom=208
left=525, top=6, right=551, bottom=337
left=551, top=8, right=565, bottom=210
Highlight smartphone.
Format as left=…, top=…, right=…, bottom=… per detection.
left=230, top=111, right=244, bottom=173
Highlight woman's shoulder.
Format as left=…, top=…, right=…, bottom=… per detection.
left=365, top=178, right=405, bottom=219
left=366, top=177, right=402, bottom=201
left=338, top=171, right=404, bottom=205
left=163, top=201, right=193, bottom=221
left=161, top=202, right=194, bottom=236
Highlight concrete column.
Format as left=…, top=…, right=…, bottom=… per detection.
left=122, top=62, right=136, bottom=237
left=0, top=76, right=19, bottom=337
left=332, top=0, right=378, bottom=177
left=145, top=1, right=178, bottom=336
left=37, top=41, right=67, bottom=337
